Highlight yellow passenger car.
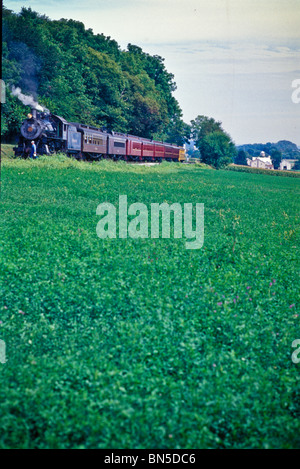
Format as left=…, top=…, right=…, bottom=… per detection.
left=179, top=147, right=186, bottom=162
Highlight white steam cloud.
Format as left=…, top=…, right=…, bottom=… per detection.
left=11, top=86, right=48, bottom=113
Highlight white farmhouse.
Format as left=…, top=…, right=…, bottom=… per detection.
left=279, top=159, right=297, bottom=171
left=247, top=151, right=274, bottom=170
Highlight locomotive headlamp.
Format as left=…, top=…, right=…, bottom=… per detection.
left=27, top=113, right=32, bottom=119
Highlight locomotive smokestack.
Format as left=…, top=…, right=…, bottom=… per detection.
left=31, top=109, right=37, bottom=118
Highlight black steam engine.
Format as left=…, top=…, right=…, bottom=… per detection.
left=14, top=109, right=74, bottom=158
left=14, top=108, right=185, bottom=162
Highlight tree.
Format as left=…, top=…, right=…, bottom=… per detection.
left=293, top=160, right=300, bottom=171
left=190, top=115, right=236, bottom=168
left=190, top=115, right=223, bottom=148
left=1, top=87, right=28, bottom=142
left=270, top=149, right=282, bottom=170
left=186, top=149, right=201, bottom=159
left=199, top=131, right=237, bottom=169
left=235, top=150, right=248, bottom=165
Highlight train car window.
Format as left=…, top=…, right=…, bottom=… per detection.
left=84, top=134, right=88, bottom=143
left=63, top=124, right=67, bottom=131
left=114, top=142, right=125, bottom=148
left=89, top=135, right=92, bottom=144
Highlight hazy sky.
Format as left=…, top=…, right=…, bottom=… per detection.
left=4, top=0, right=300, bottom=145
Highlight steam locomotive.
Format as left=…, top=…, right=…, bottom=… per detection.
left=14, top=109, right=186, bottom=162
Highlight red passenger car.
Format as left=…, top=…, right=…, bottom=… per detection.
left=126, top=136, right=142, bottom=160
left=165, top=144, right=180, bottom=160
left=141, top=139, right=155, bottom=160
left=154, top=143, right=165, bottom=160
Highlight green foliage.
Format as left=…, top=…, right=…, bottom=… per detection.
left=294, top=160, right=300, bottom=171
left=187, top=150, right=201, bottom=159
left=190, top=115, right=223, bottom=147
left=1, top=144, right=15, bottom=159
left=2, top=6, right=188, bottom=143
left=0, top=157, right=299, bottom=448
left=234, top=150, right=248, bottom=166
left=270, top=150, right=282, bottom=170
left=238, top=141, right=300, bottom=160
left=226, top=164, right=300, bottom=178
left=199, top=131, right=237, bottom=169
left=190, top=116, right=236, bottom=169
left=153, top=119, right=191, bottom=147
left=1, top=87, right=28, bottom=142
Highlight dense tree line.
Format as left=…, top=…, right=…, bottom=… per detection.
left=237, top=141, right=300, bottom=160
left=236, top=142, right=300, bottom=169
left=2, top=6, right=238, bottom=168
left=1, top=6, right=189, bottom=145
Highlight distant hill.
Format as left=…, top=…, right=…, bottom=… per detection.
left=237, top=141, right=300, bottom=159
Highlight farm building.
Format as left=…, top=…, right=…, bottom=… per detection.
left=279, top=159, right=297, bottom=170
left=247, top=151, right=274, bottom=170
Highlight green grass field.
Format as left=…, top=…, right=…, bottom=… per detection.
left=0, top=151, right=299, bottom=448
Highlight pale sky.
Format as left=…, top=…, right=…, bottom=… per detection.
left=3, top=0, right=300, bottom=145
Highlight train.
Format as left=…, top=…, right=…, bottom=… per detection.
left=14, top=109, right=186, bottom=162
